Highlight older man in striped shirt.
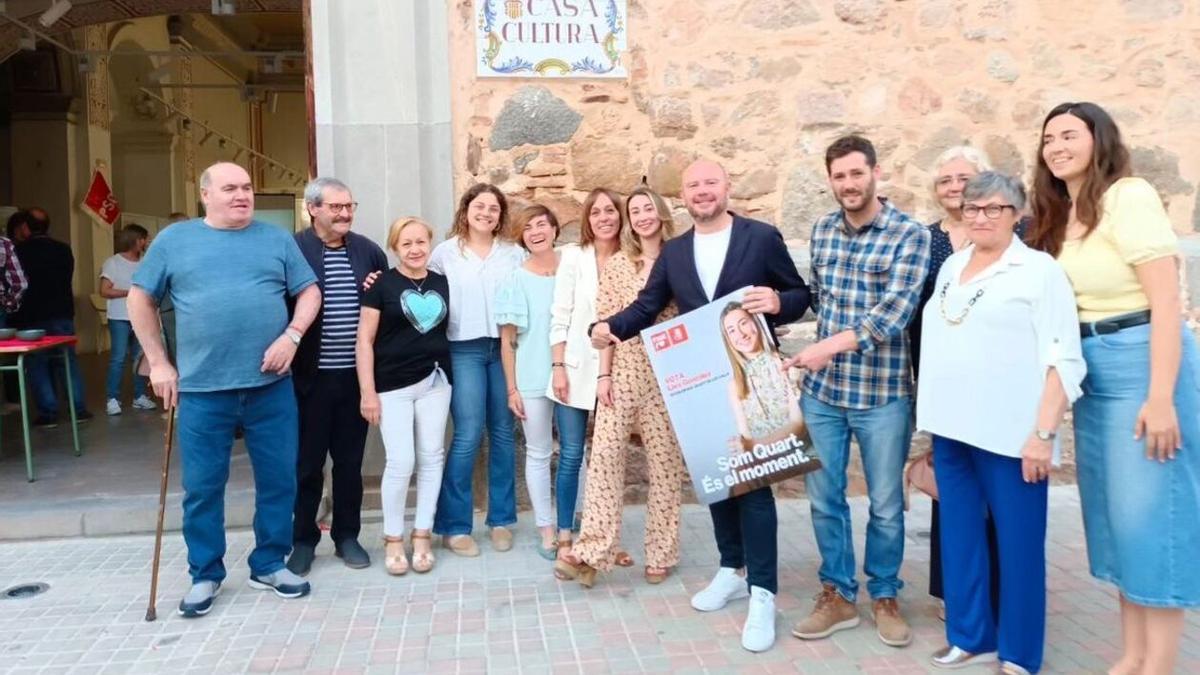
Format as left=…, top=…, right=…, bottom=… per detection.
left=288, top=177, right=388, bottom=575
left=784, top=136, right=930, bottom=649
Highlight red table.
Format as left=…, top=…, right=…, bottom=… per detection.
left=0, top=335, right=83, bottom=481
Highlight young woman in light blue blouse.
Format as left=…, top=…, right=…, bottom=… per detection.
left=496, top=205, right=589, bottom=564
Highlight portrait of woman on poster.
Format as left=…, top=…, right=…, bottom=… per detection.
left=722, top=302, right=803, bottom=450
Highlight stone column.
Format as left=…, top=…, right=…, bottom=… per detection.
left=309, top=0, right=455, bottom=485
left=310, top=0, right=454, bottom=244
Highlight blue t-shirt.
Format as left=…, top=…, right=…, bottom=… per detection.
left=133, top=218, right=317, bottom=392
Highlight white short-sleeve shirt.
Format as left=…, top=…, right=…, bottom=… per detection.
left=100, top=253, right=140, bottom=321
left=428, top=236, right=526, bottom=342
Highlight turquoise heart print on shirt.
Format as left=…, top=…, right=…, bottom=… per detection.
left=400, top=289, right=447, bottom=335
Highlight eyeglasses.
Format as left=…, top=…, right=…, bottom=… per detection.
left=961, top=203, right=1015, bottom=219
left=324, top=202, right=358, bottom=213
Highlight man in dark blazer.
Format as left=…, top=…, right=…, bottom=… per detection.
left=288, top=177, right=388, bottom=575
left=590, top=159, right=810, bottom=653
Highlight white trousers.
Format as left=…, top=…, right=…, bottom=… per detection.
left=379, top=368, right=452, bottom=538
left=521, top=395, right=588, bottom=530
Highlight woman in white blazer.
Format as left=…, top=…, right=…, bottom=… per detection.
left=547, top=187, right=625, bottom=574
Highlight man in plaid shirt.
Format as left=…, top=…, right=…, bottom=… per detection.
left=0, top=211, right=31, bottom=324
left=784, top=136, right=930, bottom=648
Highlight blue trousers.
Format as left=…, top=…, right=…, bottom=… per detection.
left=801, top=395, right=911, bottom=600
left=178, top=377, right=298, bottom=583
left=105, top=319, right=147, bottom=400
left=25, top=317, right=86, bottom=417
left=434, top=338, right=517, bottom=535
left=711, top=486, right=778, bottom=593
left=934, top=435, right=1047, bottom=673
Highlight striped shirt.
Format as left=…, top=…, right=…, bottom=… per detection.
left=804, top=199, right=930, bottom=409
left=319, top=246, right=360, bottom=369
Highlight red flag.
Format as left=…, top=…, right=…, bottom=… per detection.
left=81, top=169, right=121, bottom=228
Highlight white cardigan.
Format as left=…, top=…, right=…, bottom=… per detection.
left=548, top=243, right=600, bottom=410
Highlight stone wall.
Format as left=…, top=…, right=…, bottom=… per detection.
left=447, top=0, right=1200, bottom=314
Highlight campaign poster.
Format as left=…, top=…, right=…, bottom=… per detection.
left=641, top=287, right=821, bottom=505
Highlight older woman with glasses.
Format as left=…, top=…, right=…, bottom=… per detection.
left=917, top=172, right=1085, bottom=675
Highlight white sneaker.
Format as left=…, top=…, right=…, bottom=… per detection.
left=105, top=398, right=121, bottom=416
left=741, top=586, right=776, bottom=652
left=132, top=395, right=157, bottom=411
left=691, top=567, right=750, bottom=612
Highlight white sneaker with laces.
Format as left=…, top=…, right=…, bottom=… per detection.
left=105, top=398, right=122, bottom=416
left=132, top=394, right=157, bottom=411
left=741, top=586, right=776, bottom=652
left=690, top=567, right=750, bottom=612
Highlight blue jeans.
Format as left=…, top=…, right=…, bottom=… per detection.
left=434, top=338, right=517, bottom=535
left=934, top=435, right=1047, bottom=673
left=26, top=318, right=87, bottom=417
left=1075, top=324, right=1200, bottom=607
left=105, top=319, right=146, bottom=400
left=554, top=403, right=589, bottom=530
left=801, top=394, right=912, bottom=601
left=178, top=377, right=298, bottom=583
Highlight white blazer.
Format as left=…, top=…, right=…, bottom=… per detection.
left=548, top=243, right=599, bottom=410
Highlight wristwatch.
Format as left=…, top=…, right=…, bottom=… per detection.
left=1035, top=429, right=1057, bottom=441
left=284, top=329, right=302, bottom=346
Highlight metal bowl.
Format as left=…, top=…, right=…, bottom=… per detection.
left=16, top=329, right=46, bottom=341
left=0, top=328, right=16, bottom=340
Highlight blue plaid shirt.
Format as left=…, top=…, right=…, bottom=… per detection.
left=804, top=199, right=930, bottom=409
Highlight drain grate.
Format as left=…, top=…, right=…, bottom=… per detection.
left=2, top=582, right=49, bottom=599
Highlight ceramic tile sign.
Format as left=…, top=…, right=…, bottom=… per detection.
left=642, top=287, right=821, bottom=505
left=476, top=0, right=627, bottom=78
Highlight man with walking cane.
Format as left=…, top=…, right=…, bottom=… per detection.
left=129, top=162, right=321, bottom=618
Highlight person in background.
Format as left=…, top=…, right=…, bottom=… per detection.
left=11, top=208, right=93, bottom=426
left=918, top=172, right=1085, bottom=675
left=286, top=178, right=388, bottom=576
left=495, top=205, right=581, bottom=562
left=358, top=217, right=452, bottom=576
left=0, top=211, right=29, bottom=327
left=6, top=208, right=34, bottom=245
left=430, top=184, right=526, bottom=556
left=560, top=186, right=685, bottom=587
left=100, top=224, right=156, bottom=416
left=1029, top=101, right=1200, bottom=675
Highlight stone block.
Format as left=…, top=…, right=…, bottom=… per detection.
left=1130, top=146, right=1195, bottom=204
left=740, top=0, right=821, bottom=29
left=834, top=0, right=887, bottom=26
left=987, top=50, right=1020, bottom=83
left=780, top=164, right=832, bottom=240
left=647, top=146, right=697, bottom=198
left=569, top=138, right=643, bottom=193
left=648, top=97, right=697, bottom=140
left=489, top=87, right=582, bottom=152
left=731, top=168, right=779, bottom=200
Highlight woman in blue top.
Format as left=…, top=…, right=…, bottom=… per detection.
left=496, top=205, right=589, bottom=565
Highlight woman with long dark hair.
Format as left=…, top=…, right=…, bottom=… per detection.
left=430, top=184, right=526, bottom=557
left=1029, top=101, right=1200, bottom=675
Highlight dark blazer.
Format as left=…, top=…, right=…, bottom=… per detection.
left=291, top=227, right=389, bottom=393
left=12, top=235, right=74, bottom=326
left=606, top=214, right=810, bottom=341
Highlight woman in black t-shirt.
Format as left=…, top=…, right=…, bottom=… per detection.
left=357, top=217, right=451, bottom=576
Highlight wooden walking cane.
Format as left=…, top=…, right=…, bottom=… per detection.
left=145, top=408, right=176, bottom=622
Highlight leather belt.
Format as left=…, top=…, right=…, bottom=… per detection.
left=1079, top=309, right=1151, bottom=338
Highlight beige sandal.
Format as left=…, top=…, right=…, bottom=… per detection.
left=411, top=531, right=435, bottom=574
left=384, top=536, right=408, bottom=576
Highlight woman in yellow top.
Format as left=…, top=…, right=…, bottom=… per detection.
left=1029, top=101, right=1200, bottom=675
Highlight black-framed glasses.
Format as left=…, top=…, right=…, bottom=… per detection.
left=962, top=203, right=1015, bottom=220
left=324, top=202, right=358, bottom=213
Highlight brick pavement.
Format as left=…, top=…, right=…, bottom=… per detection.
left=1, top=488, right=1197, bottom=674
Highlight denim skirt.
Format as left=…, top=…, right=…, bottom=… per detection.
left=1074, top=323, right=1200, bottom=608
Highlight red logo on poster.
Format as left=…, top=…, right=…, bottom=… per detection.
left=650, top=324, right=690, bottom=352
left=81, top=170, right=121, bottom=228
